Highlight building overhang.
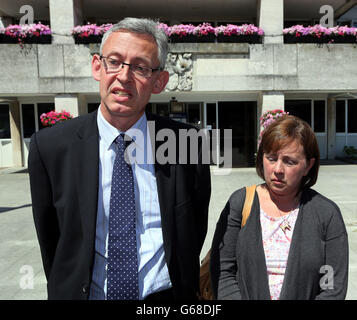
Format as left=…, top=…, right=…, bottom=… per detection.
left=0, top=0, right=351, bottom=23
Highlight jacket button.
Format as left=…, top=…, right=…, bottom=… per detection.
left=82, top=286, right=88, bottom=294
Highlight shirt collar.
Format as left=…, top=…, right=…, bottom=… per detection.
left=97, top=106, right=147, bottom=151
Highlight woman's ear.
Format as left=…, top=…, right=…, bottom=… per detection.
left=92, top=54, right=102, bottom=81
left=152, top=70, right=169, bottom=94
left=304, top=158, right=315, bottom=176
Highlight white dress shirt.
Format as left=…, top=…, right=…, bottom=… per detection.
left=89, top=107, right=172, bottom=299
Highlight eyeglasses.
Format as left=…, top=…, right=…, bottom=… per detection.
left=100, top=55, right=162, bottom=78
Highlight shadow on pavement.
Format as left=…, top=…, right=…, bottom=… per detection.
left=0, top=204, right=32, bottom=214
left=320, top=159, right=357, bottom=165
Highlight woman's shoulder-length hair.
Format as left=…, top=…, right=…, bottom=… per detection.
left=256, top=114, right=320, bottom=191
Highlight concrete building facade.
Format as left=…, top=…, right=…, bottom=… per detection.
left=1, top=0, right=357, bottom=167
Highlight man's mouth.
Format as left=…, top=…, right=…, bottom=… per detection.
left=113, top=90, right=130, bottom=97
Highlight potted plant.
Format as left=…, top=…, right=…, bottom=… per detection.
left=258, top=109, right=289, bottom=146
left=215, top=24, right=264, bottom=43
left=343, top=146, right=357, bottom=159
left=329, top=26, right=357, bottom=43
left=283, top=24, right=357, bottom=44
left=159, top=23, right=216, bottom=43
left=0, top=23, right=51, bottom=44
left=40, top=110, right=73, bottom=127
left=71, top=23, right=113, bottom=44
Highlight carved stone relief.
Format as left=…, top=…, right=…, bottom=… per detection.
left=165, top=53, right=193, bottom=92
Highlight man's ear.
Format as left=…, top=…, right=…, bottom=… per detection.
left=152, top=70, right=169, bottom=94
left=92, top=54, right=102, bottom=82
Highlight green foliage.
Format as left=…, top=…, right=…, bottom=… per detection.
left=343, top=146, right=357, bottom=159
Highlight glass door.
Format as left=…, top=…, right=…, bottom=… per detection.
left=218, top=101, right=257, bottom=167
left=0, top=104, right=12, bottom=167
left=336, top=99, right=357, bottom=157
left=21, top=102, right=54, bottom=166
left=285, top=100, right=327, bottom=159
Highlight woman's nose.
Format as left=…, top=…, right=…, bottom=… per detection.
left=274, top=159, right=284, bottom=174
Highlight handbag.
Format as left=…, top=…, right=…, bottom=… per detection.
left=198, top=184, right=257, bottom=300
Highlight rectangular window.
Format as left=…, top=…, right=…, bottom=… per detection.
left=285, top=100, right=311, bottom=126
left=206, top=103, right=217, bottom=129
left=156, top=103, right=169, bottom=118
left=22, top=104, right=36, bottom=138
left=313, top=100, right=325, bottom=133
left=0, top=105, right=10, bottom=139
left=348, top=99, right=357, bottom=133
left=336, top=100, right=346, bottom=133
left=38, top=103, right=55, bottom=130
left=186, top=103, right=200, bottom=127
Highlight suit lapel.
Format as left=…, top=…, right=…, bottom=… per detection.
left=72, top=111, right=99, bottom=253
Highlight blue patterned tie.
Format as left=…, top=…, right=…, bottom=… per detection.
left=107, top=134, right=139, bottom=300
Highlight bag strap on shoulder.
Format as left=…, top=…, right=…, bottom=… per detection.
left=241, top=185, right=256, bottom=228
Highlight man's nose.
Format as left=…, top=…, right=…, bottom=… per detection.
left=116, top=64, right=132, bottom=82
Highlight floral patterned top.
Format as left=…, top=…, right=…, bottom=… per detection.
left=260, top=207, right=299, bottom=300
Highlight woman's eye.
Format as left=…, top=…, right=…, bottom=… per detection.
left=285, top=159, right=296, bottom=165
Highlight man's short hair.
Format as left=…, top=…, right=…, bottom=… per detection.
left=100, top=17, right=169, bottom=69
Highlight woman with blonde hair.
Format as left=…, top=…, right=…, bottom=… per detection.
left=210, top=115, right=348, bottom=300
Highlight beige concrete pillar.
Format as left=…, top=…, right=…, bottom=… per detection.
left=327, top=97, right=336, bottom=160
left=55, top=94, right=85, bottom=118
left=257, top=92, right=285, bottom=150
left=9, top=101, right=23, bottom=167
left=0, top=16, right=12, bottom=28
left=258, top=92, right=285, bottom=131
left=258, top=0, right=284, bottom=44
left=78, top=94, right=88, bottom=115
left=49, top=0, right=83, bottom=44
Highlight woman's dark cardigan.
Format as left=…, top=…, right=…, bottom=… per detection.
left=210, top=187, right=349, bottom=300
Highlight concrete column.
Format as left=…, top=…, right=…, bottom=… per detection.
left=257, top=0, right=284, bottom=44
left=327, top=97, right=336, bottom=160
left=54, top=94, right=84, bottom=118
left=0, top=16, right=12, bottom=28
left=49, top=0, right=83, bottom=44
left=258, top=92, right=285, bottom=131
left=9, top=101, right=23, bottom=167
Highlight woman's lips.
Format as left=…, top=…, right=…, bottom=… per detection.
left=272, top=179, right=285, bottom=186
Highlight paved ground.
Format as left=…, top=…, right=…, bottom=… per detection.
left=0, top=161, right=356, bottom=300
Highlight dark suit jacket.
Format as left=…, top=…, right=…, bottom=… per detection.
left=210, top=187, right=348, bottom=300
left=28, top=110, right=211, bottom=300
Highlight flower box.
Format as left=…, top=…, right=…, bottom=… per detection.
left=0, top=23, right=52, bottom=44
left=0, top=34, right=52, bottom=44
left=72, top=23, right=112, bottom=44
left=73, top=34, right=102, bottom=44
left=40, top=110, right=73, bottom=127
left=283, top=25, right=357, bottom=44
left=329, top=35, right=357, bottom=43
left=284, top=34, right=329, bottom=44
left=169, top=33, right=216, bottom=43
left=217, top=34, right=262, bottom=43
left=215, top=24, right=264, bottom=43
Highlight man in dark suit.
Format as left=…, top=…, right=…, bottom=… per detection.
left=28, top=17, right=211, bottom=300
